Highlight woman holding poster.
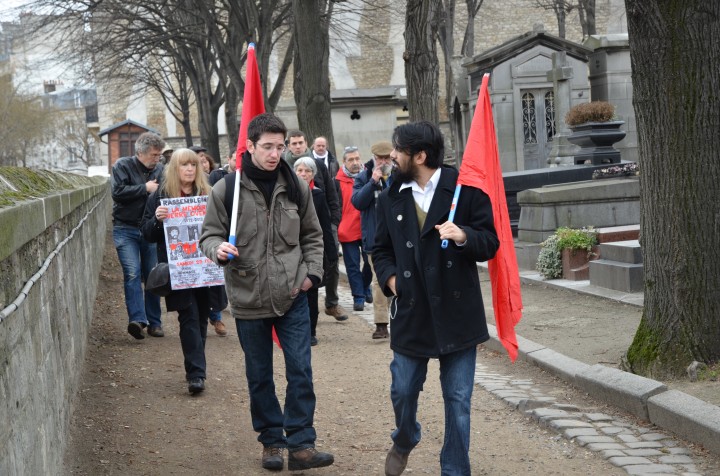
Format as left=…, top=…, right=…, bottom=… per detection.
left=141, top=148, right=227, bottom=395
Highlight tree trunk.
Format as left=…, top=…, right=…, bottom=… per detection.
left=555, top=0, right=566, bottom=39
left=624, top=0, right=720, bottom=378
left=579, top=0, right=596, bottom=36
left=292, top=0, right=335, bottom=148
left=404, top=0, right=440, bottom=124
left=438, top=0, right=456, bottom=152
left=224, top=82, right=240, bottom=152
left=461, top=0, right=483, bottom=58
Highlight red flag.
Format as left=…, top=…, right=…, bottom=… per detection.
left=458, top=73, right=523, bottom=361
left=235, top=43, right=266, bottom=171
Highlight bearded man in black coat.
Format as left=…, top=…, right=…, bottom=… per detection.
left=372, top=121, right=499, bottom=476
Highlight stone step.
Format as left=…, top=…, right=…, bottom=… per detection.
left=595, top=224, right=640, bottom=243
left=597, top=240, right=642, bottom=264
left=589, top=259, right=644, bottom=292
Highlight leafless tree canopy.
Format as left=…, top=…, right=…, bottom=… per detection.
left=21, top=0, right=295, bottom=159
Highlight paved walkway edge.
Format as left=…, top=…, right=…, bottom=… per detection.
left=484, top=324, right=720, bottom=457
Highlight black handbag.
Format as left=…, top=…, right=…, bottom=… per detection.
left=146, top=262, right=172, bottom=296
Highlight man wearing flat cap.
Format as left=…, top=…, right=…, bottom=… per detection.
left=351, top=140, right=395, bottom=339
left=161, top=145, right=174, bottom=164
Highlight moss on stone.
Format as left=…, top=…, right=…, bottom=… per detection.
left=0, top=167, right=102, bottom=209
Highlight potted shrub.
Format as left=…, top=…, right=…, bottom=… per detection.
left=565, top=101, right=626, bottom=165
left=537, top=227, right=599, bottom=280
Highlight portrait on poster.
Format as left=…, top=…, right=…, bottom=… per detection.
left=161, top=196, right=224, bottom=290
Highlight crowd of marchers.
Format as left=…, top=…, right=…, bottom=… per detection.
left=109, top=115, right=498, bottom=475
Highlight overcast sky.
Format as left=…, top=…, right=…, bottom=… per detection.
left=0, top=0, right=32, bottom=22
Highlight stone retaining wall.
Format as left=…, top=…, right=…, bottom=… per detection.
left=0, top=171, right=110, bottom=475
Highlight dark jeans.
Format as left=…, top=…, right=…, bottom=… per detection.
left=235, top=293, right=317, bottom=450
left=390, top=346, right=477, bottom=475
left=112, top=225, right=162, bottom=328
left=340, top=240, right=372, bottom=299
left=308, top=287, right=319, bottom=337
left=177, top=290, right=209, bottom=380
left=324, top=225, right=340, bottom=309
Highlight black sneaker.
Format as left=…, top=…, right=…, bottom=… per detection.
left=262, top=446, right=284, bottom=471
left=127, top=322, right=145, bottom=340
left=288, top=447, right=334, bottom=471
left=310, top=336, right=318, bottom=346
left=188, top=377, right=205, bottom=395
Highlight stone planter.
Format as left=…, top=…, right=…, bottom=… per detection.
left=562, top=246, right=600, bottom=281
left=567, top=121, right=626, bottom=165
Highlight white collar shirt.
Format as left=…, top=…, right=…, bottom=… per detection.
left=399, top=168, right=442, bottom=212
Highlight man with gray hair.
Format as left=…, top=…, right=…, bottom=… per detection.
left=111, top=132, right=166, bottom=340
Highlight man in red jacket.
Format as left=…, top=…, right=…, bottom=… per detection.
left=335, top=146, right=373, bottom=312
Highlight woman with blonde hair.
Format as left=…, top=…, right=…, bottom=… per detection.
left=141, top=148, right=227, bottom=395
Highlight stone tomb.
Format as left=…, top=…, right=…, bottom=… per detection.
left=517, top=177, right=640, bottom=243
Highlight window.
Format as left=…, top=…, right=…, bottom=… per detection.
left=544, top=91, right=556, bottom=141
left=522, top=93, right=537, bottom=144
left=119, top=132, right=140, bottom=157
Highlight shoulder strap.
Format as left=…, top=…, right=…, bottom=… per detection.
left=222, top=171, right=309, bottom=218
left=223, top=172, right=236, bottom=219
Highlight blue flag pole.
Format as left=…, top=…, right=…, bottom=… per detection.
left=441, top=184, right=462, bottom=249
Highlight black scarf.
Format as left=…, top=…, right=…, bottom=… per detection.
left=242, top=151, right=301, bottom=207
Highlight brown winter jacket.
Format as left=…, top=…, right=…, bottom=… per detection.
left=199, top=169, right=324, bottom=319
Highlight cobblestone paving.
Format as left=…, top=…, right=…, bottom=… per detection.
left=323, top=273, right=707, bottom=476
left=473, top=368, right=703, bottom=475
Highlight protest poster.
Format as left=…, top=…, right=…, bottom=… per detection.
left=161, top=196, right=224, bottom=290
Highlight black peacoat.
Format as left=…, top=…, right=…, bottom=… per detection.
left=372, top=165, right=499, bottom=358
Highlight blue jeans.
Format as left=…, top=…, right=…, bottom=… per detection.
left=390, top=346, right=477, bottom=476
left=341, top=240, right=372, bottom=300
left=235, top=293, right=317, bottom=450
left=209, top=310, right=222, bottom=322
left=113, top=226, right=162, bottom=328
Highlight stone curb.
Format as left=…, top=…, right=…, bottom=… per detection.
left=485, top=323, right=720, bottom=457
left=647, top=390, right=720, bottom=456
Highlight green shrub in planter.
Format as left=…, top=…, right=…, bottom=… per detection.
left=556, top=226, right=598, bottom=253
left=537, top=234, right=562, bottom=279
left=536, top=227, right=598, bottom=279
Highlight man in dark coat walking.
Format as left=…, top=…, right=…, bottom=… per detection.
left=372, top=121, right=499, bottom=476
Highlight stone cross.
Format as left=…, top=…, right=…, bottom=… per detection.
left=545, top=51, right=578, bottom=166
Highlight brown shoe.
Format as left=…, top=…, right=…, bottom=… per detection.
left=147, top=326, right=164, bottom=337
left=385, top=444, right=409, bottom=476
left=211, top=320, right=228, bottom=336
left=372, top=324, right=389, bottom=339
left=324, top=305, right=348, bottom=321
left=288, top=447, right=334, bottom=471
left=261, top=446, right=284, bottom=471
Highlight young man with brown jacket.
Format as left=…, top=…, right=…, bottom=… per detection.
left=200, top=113, right=334, bottom=472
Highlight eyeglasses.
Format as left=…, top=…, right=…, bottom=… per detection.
left=256, top=142, right=286, bottom=154
left=344, top=146, right=359, bottom=153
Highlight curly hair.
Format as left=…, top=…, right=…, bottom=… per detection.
left=135, top=132, right=166, bottom=155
